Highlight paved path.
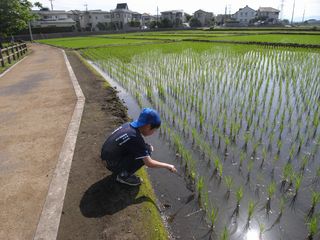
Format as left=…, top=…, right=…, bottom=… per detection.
left=0, top=44, right=76, bottom=240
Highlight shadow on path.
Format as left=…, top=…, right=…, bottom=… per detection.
left=80, top=175, right=155, bottom=218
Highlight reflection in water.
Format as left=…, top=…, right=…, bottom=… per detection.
left=246, top=229, right=259, bottom=240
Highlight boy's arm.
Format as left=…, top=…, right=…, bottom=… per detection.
left=143, top=156, right=177, bottom=173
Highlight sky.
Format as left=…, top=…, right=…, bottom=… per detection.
left=30, top=0, right=320, bottom=21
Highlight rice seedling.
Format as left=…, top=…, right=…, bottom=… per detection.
left=312, top=166, right=320, bottom=184
left=259, top=222, right=265, bottom=239
left=224, top=176, right=234, bottom=200
left=197, top=176, right=204, bottom=200
left=246, top=159, right=254, bottom=184
left=212, top=156, right=221, bottom=177
left=232, top=186, right=243, bottom=218
left=219, top=226, right=229, bottom=240
left=288, top=145, right=296, bottom=162
left=209, top=207, right=219, bottom=230
left=224, top=136, right=230, bottom=157
left=260, top=146, right=267, bottom=169
left=293, top=174, right=303, bottom=198
left=265, top=181, right=276, bottom=215
left=217, top=162, right=223, bottom=182
left=300, top=155, right=309, bottom=174
left=306, top=216, right=318, bottom=240
left=244, top=200, right=256, bottom=230
left=281, top=163, right=293, bottom=191
left=307, top=191, right=320, bottom=218
left=248, top=200, right=255, bottom=220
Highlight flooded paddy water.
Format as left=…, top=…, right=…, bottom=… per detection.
left=86, top=42, right=320, bottom=240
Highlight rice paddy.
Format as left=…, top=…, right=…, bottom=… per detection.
left=40, top=29, right=320, bottom=239
left=82, top=40, right=320, bottom=239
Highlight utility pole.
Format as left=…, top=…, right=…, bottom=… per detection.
left=156, top=6, right=159, bottom=28
left=302, top=7, right=305, bottom=23
left=28, top=22, right=33, bottom=42
left=280, top=0, right=284, bottom=20
left=291, top=0, right=295, bottom=25
left=49, top=0, right=54, bottom=11
left=84, top=3, right=88, bottom=12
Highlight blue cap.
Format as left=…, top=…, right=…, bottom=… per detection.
left=130, top=108, right=161, bottom=128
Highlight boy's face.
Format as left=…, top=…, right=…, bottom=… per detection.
left=140, top=124, right=157, bottom=136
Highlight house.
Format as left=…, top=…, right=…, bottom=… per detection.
left=141, top=13, right=156, bottom=28
left=161, top=10, right=185, bottom=27
left=232, top=5, right=256, bottom=26
left=110, top=3, right=133, bottom=30
left=31, top=9, right=76, bottom=31
left=131, top=12, right=142, bottom=27
left=79, top=10, right=111, bottom=31
left=193, top=9, right=213, bottom=27
left=256, top=7, right=280, bottom=23
left=215, top=14, right=232, bottom=25
left=68, top=10, right=82, bottom=31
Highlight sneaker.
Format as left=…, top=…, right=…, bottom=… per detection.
left=116, top=173, right=142, bottom=186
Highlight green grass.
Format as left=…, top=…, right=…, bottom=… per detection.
left=136, top=168, right=168, bottom=239
left=37, top=36, right=163, bottom=49
left=208, top=34, right=320, bottom=45
left=100, top=32, right=320, bottom=44
left=81, top=41, right=319, bottom=64
left=37, top=29, right=320, bottom=50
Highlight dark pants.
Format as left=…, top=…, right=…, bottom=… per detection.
left=105, top=156, right=144, bottom=176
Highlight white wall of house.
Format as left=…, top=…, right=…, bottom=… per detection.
left=31, top=10, right=76, bottom=28
left=194, top=10, right=213, bottom=26
left=161, top=10, right=185, bottom=25
left=111, top=9, right=133, bottom=29
left=141, top=13, right=156, bottom=27
left=257, top=7, right=280, bottom=21
left=79, top=10, right=111, bottom=31
left=233, top=5, right=256, bottom=25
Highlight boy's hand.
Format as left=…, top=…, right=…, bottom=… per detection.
left=168, top=164, right=177, bottom=173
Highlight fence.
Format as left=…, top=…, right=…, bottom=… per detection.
left=0, top=43, right=28, bottom=67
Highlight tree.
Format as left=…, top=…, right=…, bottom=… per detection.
left=189, top=17, right=202, bottom=27
left=129, top=20, right=141, bottom=28
left=185, top=13, right=192, bottom=22
left=160, top=18, right=173, bottom=28
left=0, top=0, right=36, bottom=39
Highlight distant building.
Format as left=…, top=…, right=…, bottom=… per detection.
left=194, top=9, right=214, bottom=27
left=305, top=19, right=320, bottom=24
left=141, top=13, right=156, bottom=28
left=232, top=5, right=256, bottom=26
left=256, top=7, right=280, bottom=23
left=68, top=10, right=82, bottom=31
left=31, top=9, right=76, bottom=31
left=161, top=10, right=185, bottom=27
left=110, top=3, right=133, bottom=30
left=79, top=10, right=111, bottom=31
left=215, top=14, right=232, bottom=25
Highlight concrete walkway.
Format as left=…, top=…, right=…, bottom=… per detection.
left=0, top=44, right=77, bottom=239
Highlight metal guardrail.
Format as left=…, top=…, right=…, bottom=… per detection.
left=0, top=43, right=28, bottom=67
